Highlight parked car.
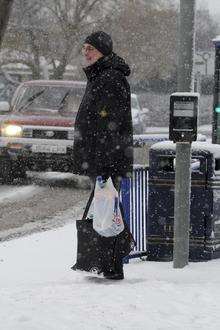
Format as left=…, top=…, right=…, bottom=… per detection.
left=0, top=80, right=147, bottom=182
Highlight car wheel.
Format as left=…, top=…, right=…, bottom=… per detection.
left=0, top=159, right=27, bottom=184
left=0, top=160, right=14, bottom=183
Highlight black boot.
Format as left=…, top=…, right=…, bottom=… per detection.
left=103, top=270, right=124, bottom=280
left=103, top=253, right=124, bottom=280
left=98, top=235, right=125, bottom=280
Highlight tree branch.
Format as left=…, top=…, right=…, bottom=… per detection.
left=0, top=0, right=14, bottom=47
left=0, top=68, right=20, bottom=85
left=80, top=0, right=101, bottom=21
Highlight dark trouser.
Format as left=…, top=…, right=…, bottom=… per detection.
left=98, top=234, right=123, bottom=276
left=89, top=175, right=124, bottom=277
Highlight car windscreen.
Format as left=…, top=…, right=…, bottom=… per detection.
left=14, top=85, right=85, bottom=116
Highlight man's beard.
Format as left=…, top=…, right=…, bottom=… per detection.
left=80, top=55, right=97, bottom=68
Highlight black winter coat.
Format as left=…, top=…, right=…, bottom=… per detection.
left=72, top=53, right=133, bottom=178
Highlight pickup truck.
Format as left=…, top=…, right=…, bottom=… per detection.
left=0, top=80, right=147, bottom=183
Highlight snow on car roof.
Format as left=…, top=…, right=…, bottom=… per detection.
left=151, top=141, right=220, bottom=158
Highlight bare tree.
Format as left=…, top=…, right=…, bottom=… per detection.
left=1, top=0, right=48, bottom=78
left=196, top=7, right=219, bottom=52
left=0, top=0, right=14, bottom=48
left=1, top=0, right=117, bottom=79
left=2, top=0, right=200, bottom=84
left=107, top=0, right=178, bottom=81
left=45, top=0, right=105, bottom=79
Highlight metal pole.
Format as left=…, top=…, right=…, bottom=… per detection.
left=173, top=0, right=196, bottom=268
left=195, top=71, right=201, bottom=94
left=177, top=0, right=196, bottom=92
left=212, top=38, right=220, bottom=144
left=173, top=143, right=191, bottom=268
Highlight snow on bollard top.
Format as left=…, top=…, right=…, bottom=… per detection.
left=171, top=92, right=200, bottom=99
left=213, top=35, right=220, bottom=47
left=151, top=141, right=220, bottom=159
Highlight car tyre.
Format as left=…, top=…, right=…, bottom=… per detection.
left=0, top=159, right=27, bottom=184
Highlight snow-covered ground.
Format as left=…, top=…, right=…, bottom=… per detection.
left=1, top=218, right=220, bottom=330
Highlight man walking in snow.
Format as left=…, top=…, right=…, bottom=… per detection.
left=72, top=31, right=133, bottom=280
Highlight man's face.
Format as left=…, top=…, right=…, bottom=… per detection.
left=82, top=43, right=103, bottom=66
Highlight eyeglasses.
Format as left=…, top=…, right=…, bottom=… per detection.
left=82, top=45, right=96, bottom=53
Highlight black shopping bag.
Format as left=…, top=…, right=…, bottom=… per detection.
left=71, top=188, right=104, bottom=273
left=71, top=184, right=136, bottom=274
left=72, top=218, right=103, bottom=273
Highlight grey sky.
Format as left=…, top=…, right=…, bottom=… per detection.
left=198, top=0, right=220, bottom=16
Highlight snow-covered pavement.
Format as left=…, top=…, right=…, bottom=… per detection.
left=1, top=220, right=220, bottom=330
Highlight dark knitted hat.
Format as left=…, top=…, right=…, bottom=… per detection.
left=84, top=31, right=113, bottom=56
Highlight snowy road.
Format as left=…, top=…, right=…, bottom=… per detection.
left=0, top=185, right=43, bottom=204
left=0, top=172, right=91, bottom=241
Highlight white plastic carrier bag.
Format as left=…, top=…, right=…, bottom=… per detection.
left=93, top=176, right=125, bottom=237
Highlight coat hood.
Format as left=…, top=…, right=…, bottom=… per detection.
left=84, top=53, right=131, bottom=80
left=103, top=53, right=131, bottom=77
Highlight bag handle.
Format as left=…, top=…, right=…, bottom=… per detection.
left=83, top=176, right=108, bottom=221
left=119, top=202, right=136, bottom=245
left=82, top=187, right=95, bottom=220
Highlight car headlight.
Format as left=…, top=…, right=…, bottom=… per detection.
left=1, top=124, right=23, bottom=137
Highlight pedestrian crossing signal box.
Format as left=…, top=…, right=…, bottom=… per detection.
left=169, top=92, right=199, bottom=143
